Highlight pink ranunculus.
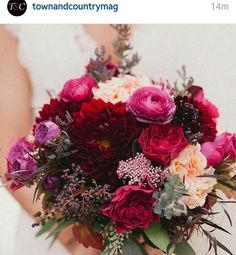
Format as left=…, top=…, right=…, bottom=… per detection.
left=59, top=76, right=98, bottom=103
left=35, top=120, right=61, bottom=146
left=190, top=85, right=219, bottom=118
left=102, top=185, right=156, bottom=233
left=127, top=87, right=176, bottom=124
left=201, top=142, right=224, bottom=166
left=215, top=132, right=236, bottom=159
left=138, top=124, right=188, bottom=166
left=7, top=138, right=38, bottom=190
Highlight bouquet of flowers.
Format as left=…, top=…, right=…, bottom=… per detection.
left=4, top=25, right=236, bottom=255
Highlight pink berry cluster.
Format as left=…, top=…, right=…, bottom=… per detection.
left=117, top=153, right=169, bottom=188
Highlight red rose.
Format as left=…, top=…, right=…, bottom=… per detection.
left=138, top=124, right=188, bottom=165
left=102, top=185, right=156, bottom=233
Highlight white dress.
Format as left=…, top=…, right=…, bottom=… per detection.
left=0, top=24, right=236, bottom=255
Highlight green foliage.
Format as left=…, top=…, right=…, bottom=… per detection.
left=46, top=220, right=75, bottom=240
left=174, top=242, right=196, bottom=255
left=36, top=219, right=56, bottom=237
left=101, top=224, right=131, bottom=255
left=143, top=222, right=172, bottom=253
left=153, top=175, right=187, bottom=220
left=122, top=238, right=148, bottom=255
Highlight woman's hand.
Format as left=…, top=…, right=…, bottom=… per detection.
left=143, top=244, right=164, bottom=255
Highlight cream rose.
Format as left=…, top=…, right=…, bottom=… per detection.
left=168, top=144, right=217, bottom=209
left=93, top=75, right=153, bottom=103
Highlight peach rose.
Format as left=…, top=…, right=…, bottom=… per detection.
left=168, top=144, right=216, bottom=209
left=93, top=75, right=153, bottom=103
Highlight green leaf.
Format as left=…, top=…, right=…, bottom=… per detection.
left=36, top=219, right=56, bottom=237
left=48, top=233, right=59, bottom=249
left=143, top=222, right=171, bottom=252
left=122, top=238, right=147, bottom=255
left=174, top=242, right=196, bottom=255
left=46, top=220, right=75, bottom=240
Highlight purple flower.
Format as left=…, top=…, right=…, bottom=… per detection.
left=7, top=138, right=38, bottom=189
left=43, top=175, right=61, bottom=191
left=127, top=87, right=176, bottom=124
left=59, top=76, right=98, bottom=103
left=35, top=121, right=61, bottom=146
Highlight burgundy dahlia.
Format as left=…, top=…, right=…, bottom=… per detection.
left=34, top=98, right=81, bottom=133
left=35, top=98, right=70, bottom=125
left=70, top=99, right=139, bottom=183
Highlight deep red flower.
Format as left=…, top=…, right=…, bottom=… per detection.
left=34, top=98, right=81, bottom=133
left=194, top=101, right=217, bottom=143
left=190, top=85, right=218, bottom=143
left=138, top=124, right=188, bottom=166
left=102, top=185, right=156, bottom=233
left=173, top=92, right=218, bottom=144
left=70, top=99, right=139, bottom=183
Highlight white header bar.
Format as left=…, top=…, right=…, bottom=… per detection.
left=0, top=0, right=235, bottom=24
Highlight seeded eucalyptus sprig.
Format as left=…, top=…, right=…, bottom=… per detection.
left=111, top=24, right=140, bottom=75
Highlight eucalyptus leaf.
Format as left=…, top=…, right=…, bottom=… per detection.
left=174, top=242, right=196, bottom=255
left=36, top=219, right=56, bottom=237
left=143, top=222, right=171, bottom=253
left=122, top=238, right=147, bottom=255
left=46, top=220, right=75, bottom=240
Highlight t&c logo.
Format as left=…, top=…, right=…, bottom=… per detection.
left=7, top=0, right=27, bottom=16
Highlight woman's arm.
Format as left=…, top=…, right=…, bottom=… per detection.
left=0, top=25, right=101, bottom=255
left=0, top=25, right=36, bottom=212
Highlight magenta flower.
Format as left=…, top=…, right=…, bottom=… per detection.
left=7, top=138, right=38, bottom=189
left=35, top=120, right=61, bottom=146
left=201, top=142, right=224, bottom=166
left=214, top=132, right=236, bottom=159
left=201, top=132, right=236, bottom=166
left=127, top=87, right=176, bottom=124
left=59, top=76, right=98, bottom=103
